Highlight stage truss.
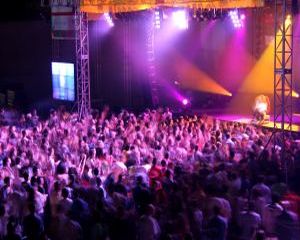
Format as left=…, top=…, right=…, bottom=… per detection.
left=273, top=0, right=293, bottom=181
left=146, top=11, right=159, bottom=107
left=274, top=0, right=293, bottom=132
left=75, top=3, right=91, bottom=119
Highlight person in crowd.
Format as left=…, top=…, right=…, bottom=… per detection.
left=58, top=188, right=73, bottom=215
left=137, top=204, right=161, bottom=240
left=262, top=194, right=283, bottom=238
left=0, top=106, right=297, bottom=240
left=276, top=201, right=300, bottom=240
left=237, top=201, right=261, bottom=240
left=205, top=206, right=227, bottom=240
left=23, top=203, right=44, bottom=240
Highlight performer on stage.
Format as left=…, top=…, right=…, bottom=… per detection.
left=253, top=94, right=270, bottom=123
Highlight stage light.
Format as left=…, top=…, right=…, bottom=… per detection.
left=229, top=9, right=245, bottom=28
left=182, top=98, right=189, bottom=105
left=172, top=10, right=188, bottom=30
left=104, top=13, right=114, bottom=27
left=292, top=90, right=299, bottom=98
left=154, top=9, right=161, bottom=29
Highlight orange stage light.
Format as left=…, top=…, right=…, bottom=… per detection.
left=172, top=52, right=232, bottom=96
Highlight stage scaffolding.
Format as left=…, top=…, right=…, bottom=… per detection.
left=75, top=2, right=91, bottom=119
left=273, top=0, right=293, bottom=181
left=146, top=11, right=159, bottom=107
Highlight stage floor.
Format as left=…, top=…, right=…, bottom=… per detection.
left=210, top=113, right=300, bottom=132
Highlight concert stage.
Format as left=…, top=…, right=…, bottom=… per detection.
left=210, top=113, right=300, bottom=132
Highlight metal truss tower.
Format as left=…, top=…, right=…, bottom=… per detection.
left=146, top=11, right=159, bottom=107
left=274, top=0, right=293, bottom=181
left=75, top=2, right=91, bottom=119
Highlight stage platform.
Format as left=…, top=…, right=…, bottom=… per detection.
left=210, top=113, right=300, bottom=132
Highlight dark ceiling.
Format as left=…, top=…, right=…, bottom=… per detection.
left=1, top=0, right=50, bottom=21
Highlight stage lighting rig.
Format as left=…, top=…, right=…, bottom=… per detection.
left=154, top=9, right=162, bottom=29
left=104, top=13, right=114, bottom=27
left=229, top=9, right=245, bottom=28
left=172, top=10, right=189, bottom=29
left=192, top=8, right=227, bottom=22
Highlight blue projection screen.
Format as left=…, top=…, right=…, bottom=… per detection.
left=52, top=62, right=75, bottom=101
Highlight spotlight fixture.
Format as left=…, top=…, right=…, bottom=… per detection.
left=193, top=8, right=227, bottom=22
left=172, top=10, right=189, bottom=30
left=104, top=13, right=114, bottom=27
left=154, top=9, right=161, bottom=29
left=182, top=98, right=189, bottom=106
left=229, top=9, right=245, bottom=28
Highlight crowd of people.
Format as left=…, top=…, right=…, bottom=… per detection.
left=0, top=106, right=299, bottom=240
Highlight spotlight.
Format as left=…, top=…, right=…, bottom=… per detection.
left=174, top=81, right=180, bottom=86
left=104, top=13, right=114, bottom=27
left=192, top=9, right=197, bottom=18
left=292, top=90, right=299, bottom=98
left=154, top=9, right=161, bottom=29
left=229, top=9, right=245, bottom=28
left=213, top=9, right=216, bottom=19
left=182, top=98, right=189, bottom=106
left=172, top=10, right=188, bottom=30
